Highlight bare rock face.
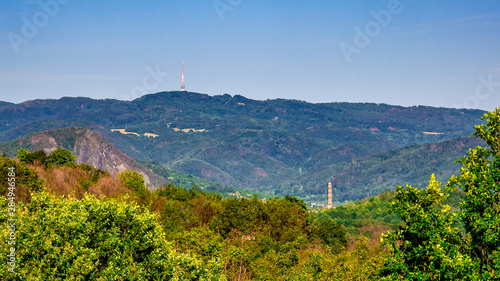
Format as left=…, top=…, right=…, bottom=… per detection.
left=2, top=127, right=165, bottom=189
left=75, top=129, right=158, bottom=186
left=29, top=134, right=58, bottom=154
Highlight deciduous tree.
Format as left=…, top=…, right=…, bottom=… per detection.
left=381, top=108, right=500, bottom=280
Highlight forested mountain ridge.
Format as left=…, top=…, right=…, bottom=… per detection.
left=0, top=91, right=485, bottom=198
left=0, top=127, right=265, bottom=198
left=1, top=101, right=498, bottom=279
left=296, top=135, right=485, bottom=202
left=0, top=127, right=483, bottom=203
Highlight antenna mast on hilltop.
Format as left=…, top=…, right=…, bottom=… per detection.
left=181, top=60, right=185, bottom=91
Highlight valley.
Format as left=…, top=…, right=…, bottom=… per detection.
left=0, top=91, right=486, bottom=203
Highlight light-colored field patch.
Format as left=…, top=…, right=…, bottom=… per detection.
left=172, top=128, right=207, bottom=133
left=112, top=129, right=159, bottom=138
left=144, top=133, right=159, bottom=138
left=111, top=129, right=141, bottom=137
left=423, top=132, right=444, bottom=135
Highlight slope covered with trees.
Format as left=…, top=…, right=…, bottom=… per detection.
left=2, top=107, right=499, bottom=279
left=0, top=92, right=485, bottom=197
left=1, top=148, right=368, bottom=279
left=381, top=109, right=500, bottom=280
left=295, top=135, right=484, bottom=202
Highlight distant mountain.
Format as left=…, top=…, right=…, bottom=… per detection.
left=0, top=101, right=13, bottom=109
left=0, top=127, right=166, bottom=188
left=296, top=136, right=484, bottom=202
left=0, top=91, right=487, bottom=199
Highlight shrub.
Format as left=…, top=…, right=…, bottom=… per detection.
left=0, top=192, right=225, bottom=280
left=118, top=170, right=146, bottom=193
left=46, top=147, right=76, bottom=168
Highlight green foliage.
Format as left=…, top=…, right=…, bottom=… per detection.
left=0, top=151, right=382, bottom=279
left=162, top=198, right=200, bottom=232
left=284, top=195, right=308, bottom=213
left=155, top=183, right=205, bottom=201
left=142, top=160, right=237, bottom=194
left=315, top=219, right=347, bottom=251
left=381, top=108, right=500, bottom=280
left=15, top=148, right=30, bottom=163
left=209, top=195, right=316, bottom=244
left=152, top=183, right=355, bottom=279
left=16, top=148, right=47, bottom=165
left=261, top=197, right=312, bottom=243
left=118, top=170, right=146, bottom=193
left=79, top=163, right=110, bottom=183
left=47, top=147, right=76, bottom=168
left=214, top=196, right=262, bottom=238
left=171, top=225, right=225, bottom=261
left=0, top=92, right=485, bottom=202
left=317, top=191, right=402, bottom=238
left=0, top=157, right=45, bottom=197
left=153, top=184, right=220, bottom=234
left=380, top=175, right=470, bottom=280
left=0, top=192, right=225, bottom=280
left=248, top=235, right=384, bottom=280
left=17, top=147, right=76, bottom=169
left=447, top=109, right=500, bottom=279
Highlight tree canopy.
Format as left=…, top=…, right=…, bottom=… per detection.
left=381, top=108, right=500, bottom=280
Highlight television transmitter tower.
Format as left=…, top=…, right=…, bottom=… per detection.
left=181, top=60, right=185, bottom=91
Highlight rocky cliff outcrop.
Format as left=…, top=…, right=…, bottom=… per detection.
left=0, top=127, right=166, bottom=189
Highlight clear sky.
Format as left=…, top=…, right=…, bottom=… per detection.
left=1, top=0, right=500, bottom=111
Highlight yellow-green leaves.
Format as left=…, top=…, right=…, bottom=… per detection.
left=0, top=191, right=223, bottom=280
left=382, top=108, right=500, bottom=280
left=380, top=175, right=470, bottom=280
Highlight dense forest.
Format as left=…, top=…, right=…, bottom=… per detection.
left=1, top=109, right=500, bottom=280
left=0, top=92, right=485, bottom=200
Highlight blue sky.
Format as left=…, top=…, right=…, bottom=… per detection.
left=1, top=0, right=500, bottom=111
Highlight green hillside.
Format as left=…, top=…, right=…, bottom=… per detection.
left=0, top=92, right=485, bottom=199
left=0, top=127, right=270, bottom=199
left=0, top=152, right=356, bottom=280
left=292, top=136, right=485, bottom=202
left=2, top=109, right=499, bottom=279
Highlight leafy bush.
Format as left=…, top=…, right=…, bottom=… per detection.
left=381, top=109, right=500, bottom=280
left=17, top=147, right=76, bottom=168
left=0, top=192, right=225, bottom=280
left=17, top=148, right=47, bottom=165
left=0, top=157, right=44, bottom=202
left=315, top=219, right=347, bottom=252
left=118, top=170, right=146, bottom=193
left=47, top=147, right=76, bottom=168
